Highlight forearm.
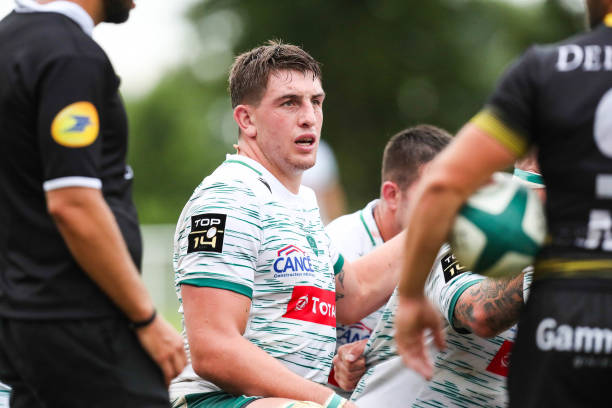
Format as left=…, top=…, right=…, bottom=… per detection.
left=453, top=272, right=524, bottom=338
left=193, top=334, right=333, bottom=404
left=398, top=185, right=463, bottom=298
left=335, top=230, right=406, bottom=324
left=48, top=188, right=154, bottom=322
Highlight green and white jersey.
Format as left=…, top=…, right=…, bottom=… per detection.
left=352, top=246, right=533, bottom=408
left=324, top=200, right=386, bottom=395
left=0, top=382, right=9, bottom=408
left=170, top=155, right=344, bottom=399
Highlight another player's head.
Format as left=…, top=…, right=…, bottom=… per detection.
left=229, top=40, right=324, bottom=187
left=585, top=0, right=612, bottom=28
left=102, top=0, right=135, bottom=24
left=380, top=125, right=452, bottom=234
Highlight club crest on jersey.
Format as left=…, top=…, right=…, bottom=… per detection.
left=283, top=286, right=336, bottom=327
left=441, top=252, right=467, bottom=282
left=187, top=214, right=226, bottom=253
left=273, top=245, right=315, bottom=278
left=51, top=101, right=99, bottom=148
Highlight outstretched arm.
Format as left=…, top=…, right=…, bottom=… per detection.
left=334, top=230, right=406, bottom=325
left=453, top=273, right=524, bottom=338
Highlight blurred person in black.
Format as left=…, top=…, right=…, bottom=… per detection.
left=0, top=1, right=186, bottom=407
left=394, top=1, right=612, bottom=407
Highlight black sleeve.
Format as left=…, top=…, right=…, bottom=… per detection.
left=36, top=55, right=111, bottom=187
left=486, top=46, right=540, bottom=145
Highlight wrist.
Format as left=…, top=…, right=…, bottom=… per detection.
left=129, top=308, right=157, bottom=330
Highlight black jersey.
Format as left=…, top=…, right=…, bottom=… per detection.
left=0, top=11, right=142, bottom=318
left=471, top=18, right=612, bottom=278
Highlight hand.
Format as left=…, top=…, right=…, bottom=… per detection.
left=394, top=295, right=445, bottom=380
left=135, top=314, right=187, bottom=385
left=332, top=339, right=367, bottom=391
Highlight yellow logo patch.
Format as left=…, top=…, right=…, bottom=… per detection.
left=51, top=101, right=99, bottom=148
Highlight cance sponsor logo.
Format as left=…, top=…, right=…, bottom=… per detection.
left=273, top=245, right=315, bottom=278
left=283, top=286, right=336, bottom=327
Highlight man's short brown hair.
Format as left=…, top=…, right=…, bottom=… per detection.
left=382, top=125, right=452, bottom=189
left=228, top=40, right=322, bottom=108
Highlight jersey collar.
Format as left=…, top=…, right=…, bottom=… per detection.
left=360, top=199, right=385, bottom=247
left=605, top=13, right=612, bottom=28
left=14, top=0, right=94, bottom=37
left=223, top=154, right=309, bottom=202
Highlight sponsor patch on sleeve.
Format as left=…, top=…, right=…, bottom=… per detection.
left=441, top=252, right=466, bottom=283
left=187, top=214, right=226, bottom=254
left=51, top=101, right=99, bottom=148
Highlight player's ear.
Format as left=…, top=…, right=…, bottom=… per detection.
left=233, top=105, right=256, bottom=138
left=381, top=181, right=399, bottom=210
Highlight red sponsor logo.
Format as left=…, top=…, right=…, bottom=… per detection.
left=283, top=286, right=336, bottom=327
left=486, top=340, right=514, bottom=377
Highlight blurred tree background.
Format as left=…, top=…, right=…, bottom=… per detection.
left=127, top=0, right=584, bottom=224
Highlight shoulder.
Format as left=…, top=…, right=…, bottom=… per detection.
left=326, top=209, right=363, bottom=239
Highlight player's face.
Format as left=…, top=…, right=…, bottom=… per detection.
left=250, top=70, right=324, bottom=185
left=585, top=0, right=610, bottom=28
left=103, top=0, right=135, bottom=24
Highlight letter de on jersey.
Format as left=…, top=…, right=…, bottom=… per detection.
left=188, top=214, right=226, bottom=253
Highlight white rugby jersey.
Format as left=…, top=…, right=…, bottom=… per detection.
left=0, top=382, right=9, bottom=408
left=324, top=200, right=386, bottom=394
left=170, top=155, right=344, bottom=398
left=352, top=246, right=532, bottom=408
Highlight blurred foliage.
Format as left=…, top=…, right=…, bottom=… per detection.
left=127, top=0, right=583, bottom=223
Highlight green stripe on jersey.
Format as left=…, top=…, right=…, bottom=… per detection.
left=447, top=278, right=483, bottom=332
left=181, top=278, right=253, bottom=299
left=334, top=254, right=345, bottom=275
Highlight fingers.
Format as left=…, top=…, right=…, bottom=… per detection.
left=136, top=315, right=187, bottom=386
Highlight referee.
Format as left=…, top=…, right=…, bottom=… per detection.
left=0, top=1, right=185, bottom=407
left=394, top=1, right=612, bottom=407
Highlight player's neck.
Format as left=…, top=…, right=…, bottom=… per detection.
left=373, top=201, right=401, bottom=242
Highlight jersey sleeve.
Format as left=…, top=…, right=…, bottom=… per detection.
left=174, top=179, right=263, bottom=299
left=37, top=55, right=115, bottom=191
left=425, top=245, right=484, bottom=333
left=470, top=46, right=540, bottom=157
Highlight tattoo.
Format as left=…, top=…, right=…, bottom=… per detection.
left=454, top=273, right=524, bottom=334
left=336, top=269, right=346, bottom=301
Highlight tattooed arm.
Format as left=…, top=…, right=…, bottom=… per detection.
left=453, top=272, right=525, bottom=338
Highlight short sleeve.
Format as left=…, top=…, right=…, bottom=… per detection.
left=470, top=47, right=540, bottom=157
left=174, top=180, right=263, bottom=299
left=37, top=56, right=113, bottom=191
left=425, top=245, right=484, bottom=333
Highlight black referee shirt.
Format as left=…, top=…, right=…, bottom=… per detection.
left=0, top=11, right=142, bottom=319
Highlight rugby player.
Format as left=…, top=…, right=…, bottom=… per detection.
left=395, top=1, right=612, bottom=406
left=331, top=131, right=536, bottom=407
left=170, top=41, right=405, bottom=408
left=325, top=125, right=452, bottom=396
left=0, top=1, right=186, bottom=406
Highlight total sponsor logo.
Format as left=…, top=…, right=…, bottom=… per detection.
left=282, top=286, right=336, bottom=327
left=486, top=340, right=514, bottom=377
left=273, top=245, right=315, bottom=278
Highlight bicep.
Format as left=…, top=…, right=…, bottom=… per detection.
left=181, top=285, right=251, bottom=340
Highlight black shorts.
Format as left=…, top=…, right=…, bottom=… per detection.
left=509, top=278, right=612, bottom=408
left=0, top=316, right=169, bottom=408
